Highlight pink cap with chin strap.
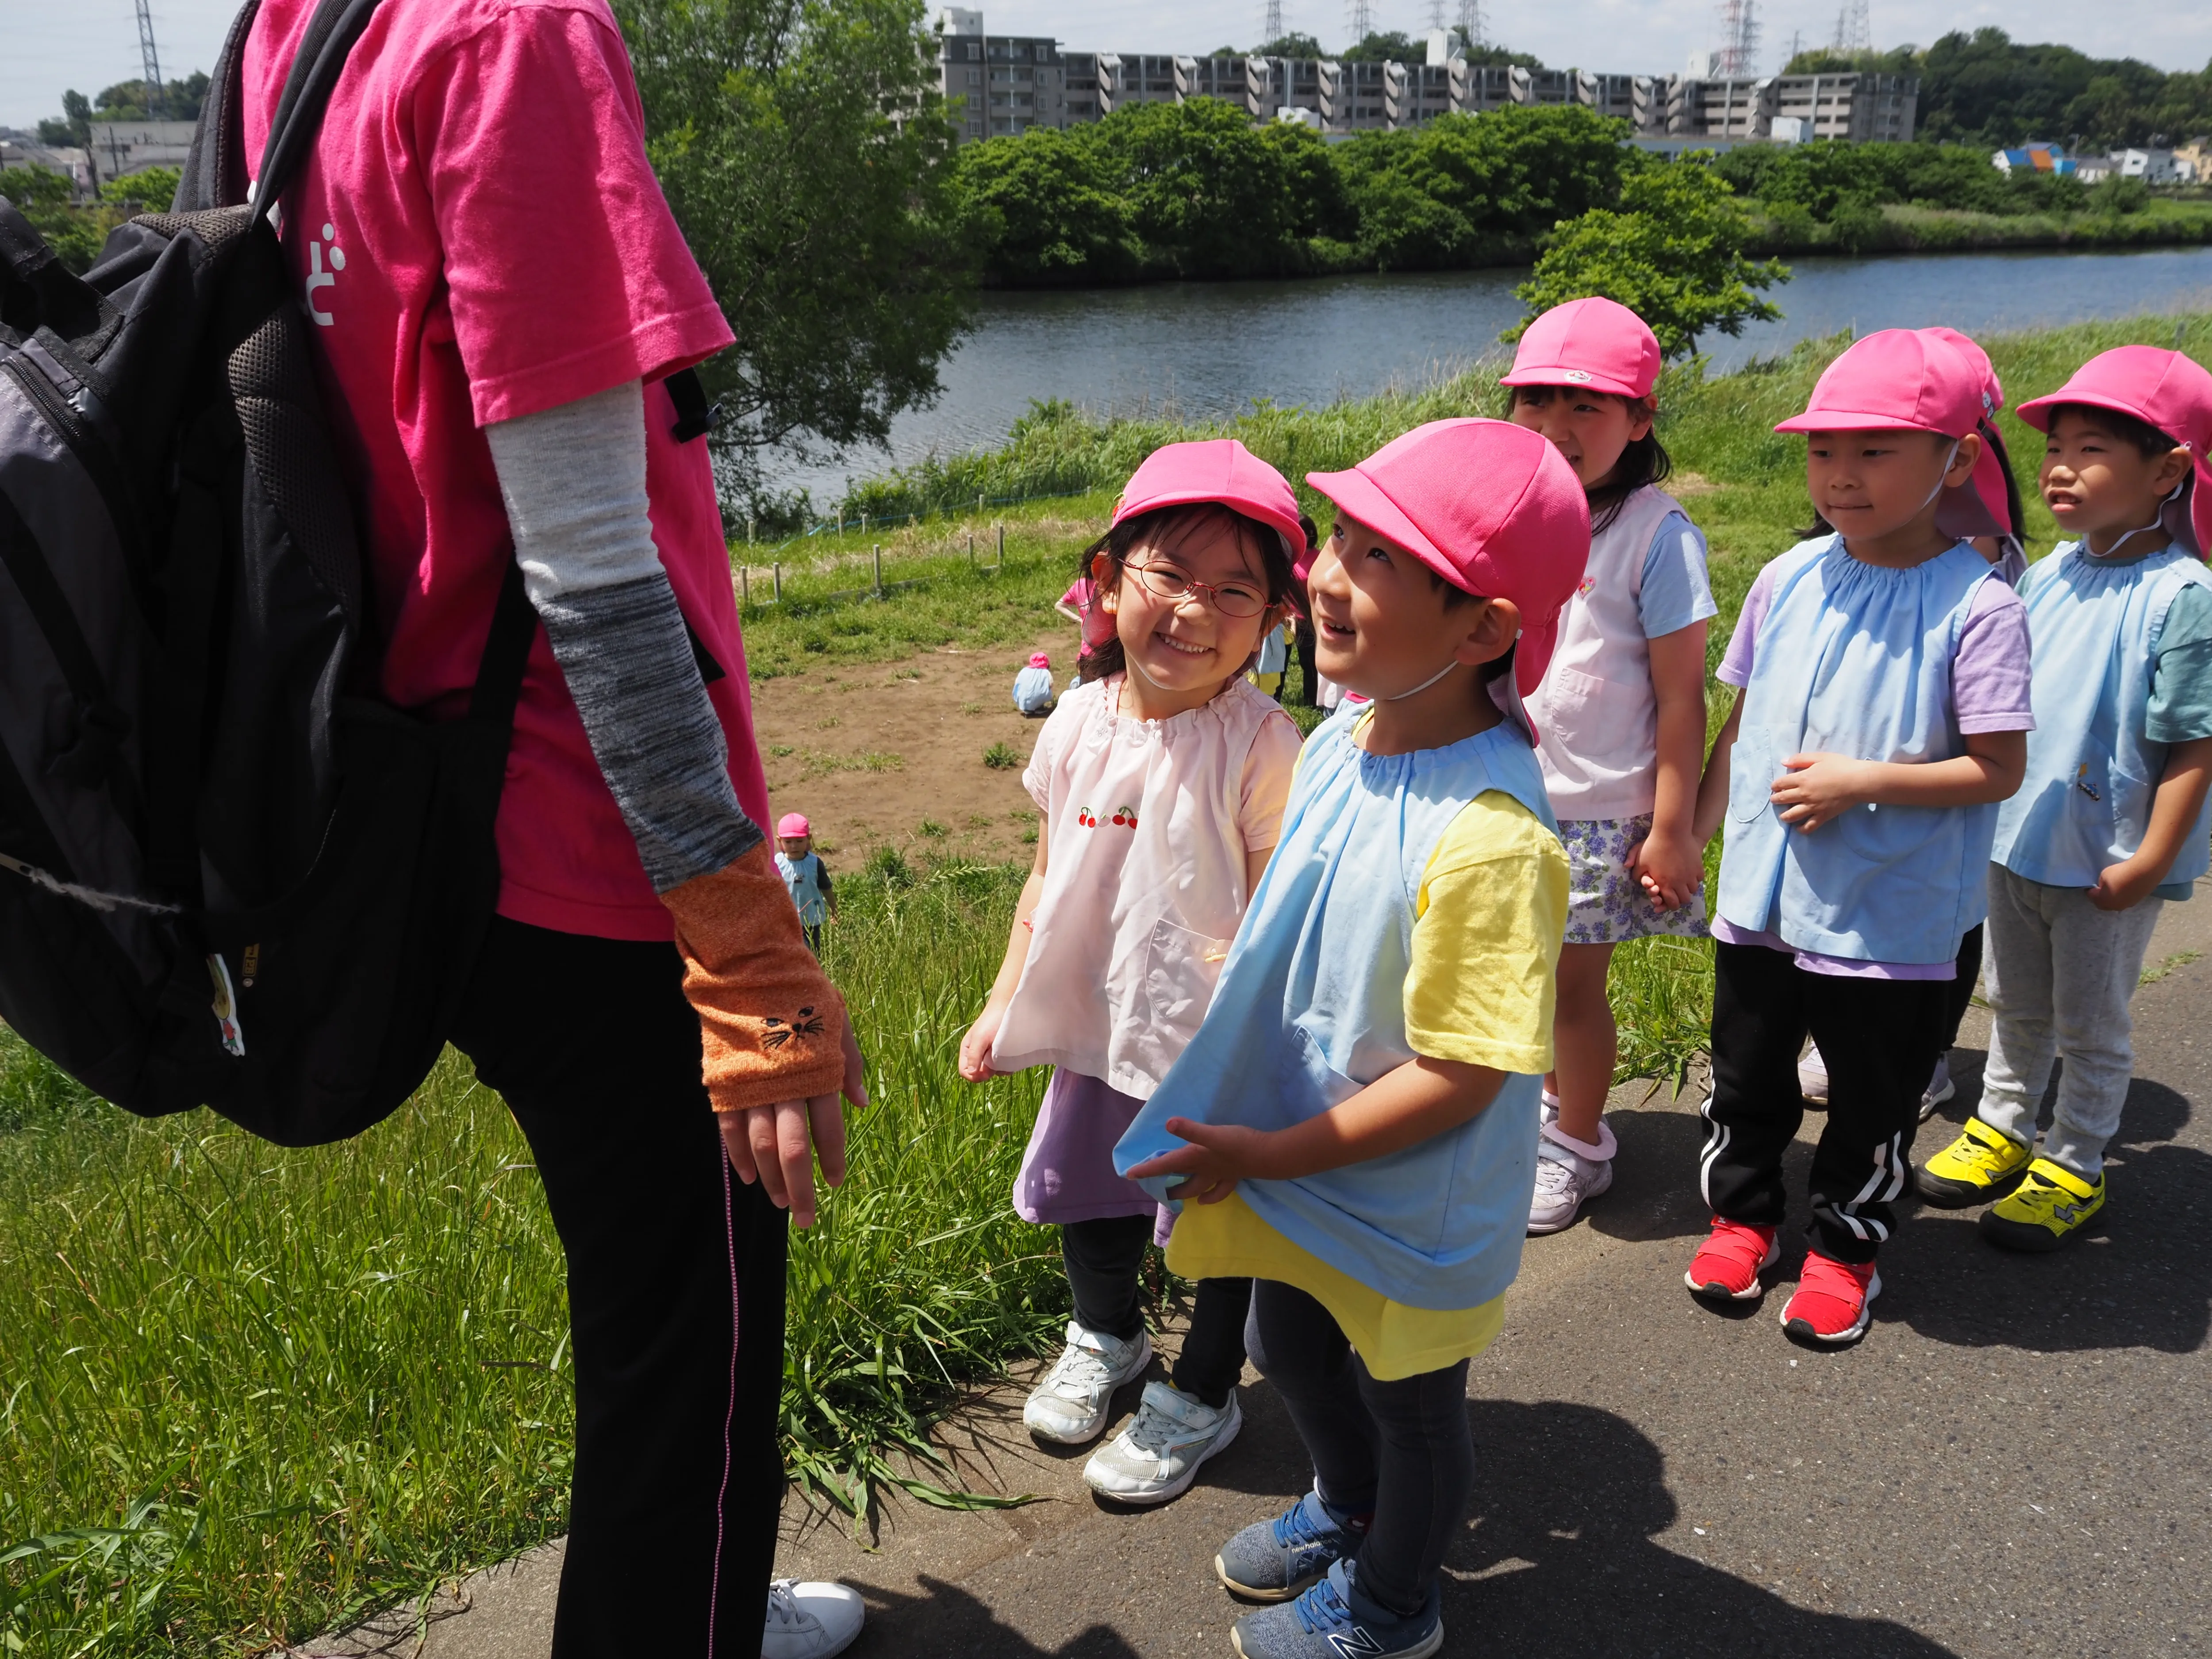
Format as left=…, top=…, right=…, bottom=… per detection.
left=1918, top=326, right=2020, bottom=541
left=1775, top=328, right=1990, bottom=438
left=2016, top=346, right=2212, bottom=561
left=1499, top=296, right=1663, bottom=401
left=775, top=813, right=810, bottom=838
left=1028, top=651, right=1051, bottom=668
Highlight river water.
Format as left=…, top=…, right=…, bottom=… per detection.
left=779, top=245, right=2212, bottom=503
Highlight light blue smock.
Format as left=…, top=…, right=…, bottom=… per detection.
left=776, top=851, right=830, bottom=927
left=1718, top=535, right=2008, bottom=966
left=1012, top=664, right=1055, bottom=714
left=1991, top=541, right=2211, bottom=901
left=1255, top=624, right=1290, bottom=676
left=1113, top=706, right=1553, bottom=1312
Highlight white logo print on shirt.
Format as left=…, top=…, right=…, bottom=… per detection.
left=305, top=223, right=346, bottom=326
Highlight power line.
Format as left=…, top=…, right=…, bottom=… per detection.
left=1832, top=0, right=1871, bottom=54
left=1347, top=0, right=1374, bottom=46
left=134, top=0, right=165, bottom=114
left=1457, top=0, right=1486, bottom=48
left=1714, top=0, right=1759, bottom=75
left=1426, top=0, right=1447, bottom=30
left=1262, top=0, right=1284, bottom=44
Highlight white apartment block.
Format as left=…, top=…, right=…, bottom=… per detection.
left=933, top=13, right=1917, bottom=145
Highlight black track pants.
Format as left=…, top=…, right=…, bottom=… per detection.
left=1702, top=941, right=1950, bottom=1264
left=452, top=917, right=785, bottom=1659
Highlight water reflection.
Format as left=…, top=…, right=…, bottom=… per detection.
left=777, top=246, right=2212, bottom=503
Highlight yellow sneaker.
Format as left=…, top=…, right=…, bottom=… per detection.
left=1980, top=1159, right=2104, bottom=1252
left=1916, top=1118, right=2031, bottom=1209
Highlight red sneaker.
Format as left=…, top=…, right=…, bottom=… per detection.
left=1684, top=1218, right=1781, bottom=1302
left=1780, top=1252, right=1881, bottom=1344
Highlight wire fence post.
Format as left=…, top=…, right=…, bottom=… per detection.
left=739, top=565, right=749, bottom=606
left=773, top=562, right=783, bottom=603
left=967, top=529, right=975, bottom=567
left=747, top=518, right=756, bottom=545
left=872, top=543, right=883, bottom=597
left=997, top=523, right=1006, bottom=570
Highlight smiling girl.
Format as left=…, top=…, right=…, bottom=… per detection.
left=1502, top=298, right=1717, bottom=1234
left=957, top=441, right=1306, bottom=1504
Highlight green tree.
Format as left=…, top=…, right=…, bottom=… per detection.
left=1335, top=105, right=1640, bottom=271
left=1509, top=157, right=1788, bottom=359
left=952, top=127, right=1143, bottom=283
left=1338, top=31, right=1423, bottom=63
left=101, top=166, right=181, bottom=211
left=0, top=165, right=108, bottom=271
left=611, top=0, right=973, bottom=512
left=1250, top=32, right=1323, bottom=58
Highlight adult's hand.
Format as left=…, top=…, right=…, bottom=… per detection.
left=720, top=1020, right=869, bottom=1228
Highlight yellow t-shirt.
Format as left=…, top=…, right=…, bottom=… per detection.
left=1164, top=788, right=1566, bottom=1380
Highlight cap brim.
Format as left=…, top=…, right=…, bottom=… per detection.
left=1305, top=466, right=1468, bottom=595
left=1773, top=410, right=1951, bottom=435
left=2013, top=388, right=2164, bottom=436
left=1499, top=367, right=1649, bottom=399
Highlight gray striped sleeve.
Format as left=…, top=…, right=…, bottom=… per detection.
left=486, top=381, right=760, bottom=892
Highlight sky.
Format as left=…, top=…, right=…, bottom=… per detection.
left=5, top=0, right=2209, bottom=133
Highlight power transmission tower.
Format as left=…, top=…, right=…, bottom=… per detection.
left=1263, top=0, right=1284, bottom=44
left=1831, top=0, right=1870, bottom=54
left=1347, top=0, right=1374, bottom=47
left=134, top=0, right=165, bottom=116
left=1457, top=0, right=1486, bottom=49
left=1714, top=0, right=1759, bottom=75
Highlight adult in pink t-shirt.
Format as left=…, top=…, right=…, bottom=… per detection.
left=236, top=0, right=864, bottom=1649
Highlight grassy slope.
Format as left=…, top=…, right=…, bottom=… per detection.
left=1743, top=197, right=2212, bottom=256
left=5, top=311, right=2208, bottom=1654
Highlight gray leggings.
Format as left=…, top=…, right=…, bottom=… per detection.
left=1245, top=1280, right=1473, bottom=1616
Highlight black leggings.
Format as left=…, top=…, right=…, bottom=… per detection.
left=1943, top=924, right=1983, bottom=1052
left=452, top=918, right=784, bottom=1658
left=1246, top=1279, right=1473, bottom=1618
left=1061, top=1214, right=1250, bottom=1407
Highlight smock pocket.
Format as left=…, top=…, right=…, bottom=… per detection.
left=1729, top=725, right=1776, bottom=824
left=1536, top=665, right=1606, bottom=751
left=1140, top=918, right=1233, bottom=1073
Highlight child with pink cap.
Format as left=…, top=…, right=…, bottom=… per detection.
left=1117, top=419, right=1584, bottom=1659
left=1917, top=345, right=2212, bottom=1250
left=773, top=813, right=837, bottom=952
left=1013, top=649, right=1056, bottom=714
left=1686, top=328, right=2034, bottom=1345
left=956, top=439, right=1306, bottom=1504
left=1797, top=325, right=2032, bottom=1120
left=1502, top=296, right=1719, bottom=1233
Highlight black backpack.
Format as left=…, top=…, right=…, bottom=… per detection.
left=0, top=0, right=537, bottom=1145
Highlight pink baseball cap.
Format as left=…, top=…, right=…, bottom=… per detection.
left=1500, top=296, right=1663, bottom=400
left=1112, top=439, right=1307, bottom=561
left=1775, top=329, right=1989, bottom=438
left=1027, top=651, right=1050, bottom=668
left=2016, top=346, right=2212, bottom=561
left=1306, top=418, right=1591, bottom=702
left=775, top=813, right=810, bottom=838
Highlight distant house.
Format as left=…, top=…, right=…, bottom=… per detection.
left=1992, top=140, right=2076, bottom=176
left=0, top=131, right=95, bottom=192
left=2071, top=154, right=2117, bottom=184
left=87, top=120, right=196, bottom=184
left=2114, top=148, right=2180, bottom=185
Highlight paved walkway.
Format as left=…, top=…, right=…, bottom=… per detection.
left=319, top=889, right=2212, bottom=1659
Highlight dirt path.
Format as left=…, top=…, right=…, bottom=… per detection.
left=749, top=628, right=1079, bottom=870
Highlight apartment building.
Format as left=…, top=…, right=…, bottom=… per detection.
left=933, top=12, right=1916, bottom=145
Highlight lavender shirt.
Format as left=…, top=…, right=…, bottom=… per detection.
left=1713, top=550, right=2033, bottom=979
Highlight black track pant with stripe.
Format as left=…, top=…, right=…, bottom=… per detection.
left=1702, top=941, right=1952, bottom=1264
left=453, top=918, right=787, bottom=1658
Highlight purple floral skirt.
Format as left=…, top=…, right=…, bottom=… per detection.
left=1559, top=814, right=1710, bottom=946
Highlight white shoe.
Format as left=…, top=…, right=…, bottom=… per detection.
left=1023, top=1320, right=1152, bottom=1444
left=1527, top=1114, right=1616, bottom=1234
left=1797, top=1043, right=1830, bottom=1105
left=1083, top=1379, right=1241, bottom=1504
left=761, top=1579, right=864, bottom=1659
left=1919, top=1055, right=1955, bottom=1121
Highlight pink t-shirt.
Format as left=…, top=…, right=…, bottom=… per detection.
left=1060, top=577, right=1119, bottom=653
left=243, top=0, right=764, bottom=941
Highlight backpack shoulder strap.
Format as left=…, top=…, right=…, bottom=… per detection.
left=252, top=0, right=392, bottom=227
left=179, top=0, right=264, bottom=210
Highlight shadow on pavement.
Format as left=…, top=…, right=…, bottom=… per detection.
left=1455, top=1401, right=1958, bottom=1657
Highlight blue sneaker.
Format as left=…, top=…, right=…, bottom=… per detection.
left=1231, top=1560, right=1442, bottom=1659
left=1215, top=1487, right=1364, bottom=1601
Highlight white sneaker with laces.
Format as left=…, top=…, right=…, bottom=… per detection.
left=1023, top=1320, right=1152, bottom=1444
left=761, top=1578, right=865, bottom=1659
left=1527, top=1112, right=1616, bottom=1234
left=1083, top=1379, right=1241, bottom=1503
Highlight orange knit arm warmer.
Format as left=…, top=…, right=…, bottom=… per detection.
left=660, top=843, right=847, bottom=1112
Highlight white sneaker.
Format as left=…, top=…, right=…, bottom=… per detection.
left=761, top=1579, right=865, bottom=1659
left=1798, top=1043, right=1830, bottom=1105
left=1023, top=1320, right=1152, bottom=1444
left=1920, top=1054, right=1955, bottom=1121
left=1083, top=1379, right=1242, bottom=1503
left=1528, top=1144, right=1614, bottom=1233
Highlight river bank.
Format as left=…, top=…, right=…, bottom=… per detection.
left=1743, top=197, right=2212, bottom=257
